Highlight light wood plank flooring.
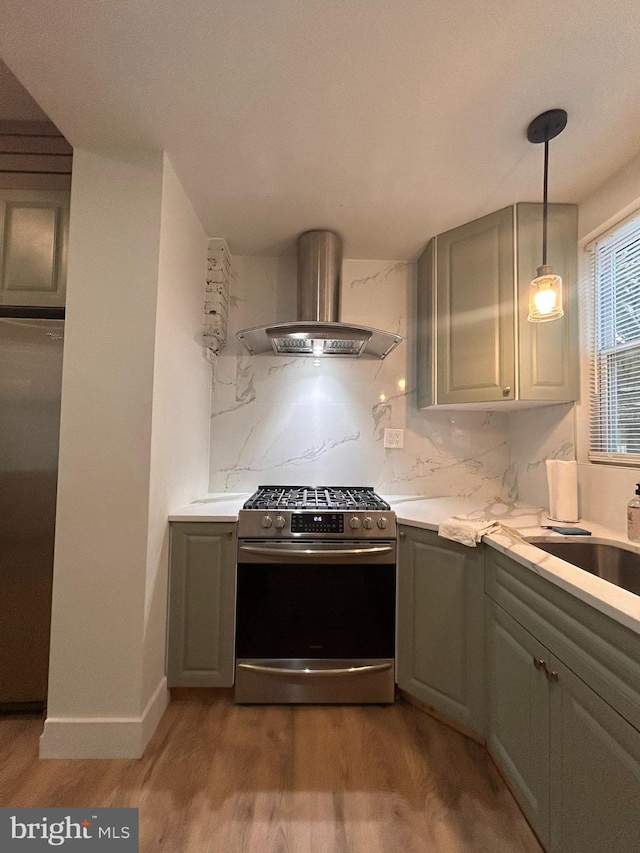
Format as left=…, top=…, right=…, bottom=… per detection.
left=0, top=696, right=542, bottom=852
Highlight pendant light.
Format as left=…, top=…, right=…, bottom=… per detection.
left=526, top=108, right=567, bottom=322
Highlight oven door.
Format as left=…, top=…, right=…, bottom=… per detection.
left=235, top=539, right=396, bottom=703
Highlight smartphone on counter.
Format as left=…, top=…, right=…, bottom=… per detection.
left=541, top=526, right=592, bottom=535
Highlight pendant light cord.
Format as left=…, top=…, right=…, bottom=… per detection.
left=542, top=138, right=549, bottom=266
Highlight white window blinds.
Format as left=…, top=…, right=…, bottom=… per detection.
left=589, top=211, right=640, bottom=464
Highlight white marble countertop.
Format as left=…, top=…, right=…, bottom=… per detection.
left=485, top=515, right=640, bottom=635
left=169, top=492, right=640, bottom=634
left=384, top=494, right=640, bottom=635
left=383, top=494, right=546, bottom=531
left=169, top=493, right=251, bottom=522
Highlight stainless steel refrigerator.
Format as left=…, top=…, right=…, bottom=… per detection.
left=0, top=312, right=64, bottom=710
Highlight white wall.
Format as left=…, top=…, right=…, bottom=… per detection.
left=142, top=155, right=210, bottom=710
left=573, top=149, right=640, bottom=532
left=209, top=257, right=510, bottom=498
left=42, top=149, right=210, bottom=758
left=578, top=149, right=640, bottom=246
left=506, top=149, right=640, bottom=525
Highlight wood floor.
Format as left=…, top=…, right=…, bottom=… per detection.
left=0, top=696, right=542, bottom=852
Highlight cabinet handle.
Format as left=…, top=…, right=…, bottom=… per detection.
left=502, top=386, right=512, bottom=397
left=238, top=662, right=392, bottom=677
left=399, top=531, right=406, bottom=540
left=533, top=657, right=559, bottom=682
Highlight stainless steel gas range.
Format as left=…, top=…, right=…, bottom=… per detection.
left=235, top=486, right=396, bottom=704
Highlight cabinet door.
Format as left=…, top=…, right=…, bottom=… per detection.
left=487, top=600, right=550, bottom=845
left=396, top=526, right=485, bottom=735
left=549, top=656, right=640, bottom=853
left=167, top=522, right=236, bottom=687
left=516, top=203, right=579, bottom=402
left=0, top=189, right=69, bottom=307
left=436, top=206, right=515, bottom=404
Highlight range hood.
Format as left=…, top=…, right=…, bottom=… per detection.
left=237, top=231, right=402, bottom=359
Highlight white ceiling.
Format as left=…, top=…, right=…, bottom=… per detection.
left=1, top=1, right=640, bottom=260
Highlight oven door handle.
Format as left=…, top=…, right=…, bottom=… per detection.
left=237, top=662, right=392, bottom=677
left=238, top=544, right=395, bottom=558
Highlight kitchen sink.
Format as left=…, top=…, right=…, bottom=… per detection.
left=533, top=541, right=640, bottom=597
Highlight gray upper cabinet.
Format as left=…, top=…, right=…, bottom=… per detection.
left=0, top=189, right=69, bottom=307
left=417, top=202, right=578, bottom=408
left=396, top=525, right=485, bottom=736
left=167, top=522, right=236, bottom=688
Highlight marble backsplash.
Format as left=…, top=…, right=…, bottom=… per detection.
left=507, top=403, right=576, bottom=509
left=208, top=255, right=514, bottom=497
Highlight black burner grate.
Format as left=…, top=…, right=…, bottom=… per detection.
left=243, top=486, right=390, bottom=511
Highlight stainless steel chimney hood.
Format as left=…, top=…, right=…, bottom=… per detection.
left=237, top=230, right=402, bottom=358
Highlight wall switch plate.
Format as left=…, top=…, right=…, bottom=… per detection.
left=384, top=428, right=404, bottom=449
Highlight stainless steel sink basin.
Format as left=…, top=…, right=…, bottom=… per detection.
left=533, top=541, right=640, bottom=597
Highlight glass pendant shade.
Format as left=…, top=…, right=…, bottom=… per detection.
left=528, top=264, right=564, bottom=322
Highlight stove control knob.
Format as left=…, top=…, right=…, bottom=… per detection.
left=363, top=516, right=374, bottom=529
left=274, top=515, right=286, bottom=529
left=377, top=517, right=388, bottom=529
left=261, top=515, right=273, bottom=529
left=349, top=516, right=361, bottom=530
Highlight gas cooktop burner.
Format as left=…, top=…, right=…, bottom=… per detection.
left=243, top=485, right=390, bottom=512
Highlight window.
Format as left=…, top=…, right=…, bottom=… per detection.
left=589, top=211, right=640, bottom=463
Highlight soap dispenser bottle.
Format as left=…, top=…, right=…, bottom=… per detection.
left=628, top=484, right=640, bottom=542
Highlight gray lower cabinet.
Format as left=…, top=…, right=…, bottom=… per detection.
left=549, top=655, right=640, bottom=853
left=486, top=548, right=640, bottom=852
left=167, top=522, right=236, bottom=687
left=396, top=525, right=485, bottom=735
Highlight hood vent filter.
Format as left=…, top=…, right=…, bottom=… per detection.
left=266, top=323, right=372, bottom=356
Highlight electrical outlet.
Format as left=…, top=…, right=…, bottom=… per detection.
left=384, top=428, right=404, bottom=449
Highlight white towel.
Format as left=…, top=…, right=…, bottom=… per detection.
left=438, top=516, right=500, bottom=547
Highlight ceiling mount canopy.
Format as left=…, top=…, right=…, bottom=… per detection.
left=526, top=108, right=568, bottom=323
left=526, top=108, right=568, bottom=144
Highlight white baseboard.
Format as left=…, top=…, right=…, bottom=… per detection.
left=39, top=677, right=169, bottom=759
left=140, top=676, right=170, bottom=753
